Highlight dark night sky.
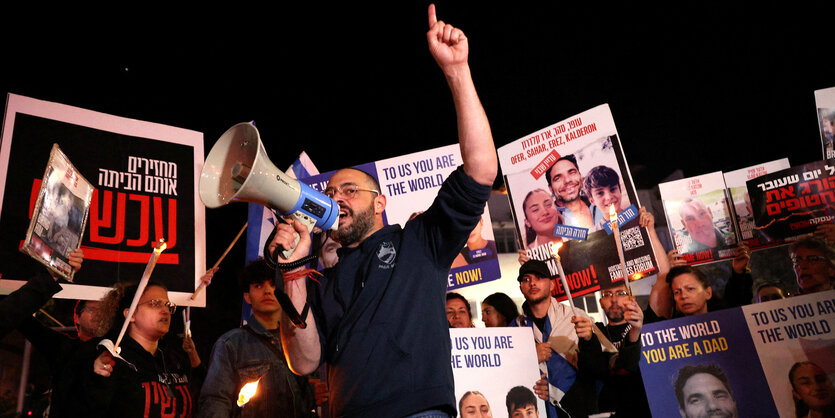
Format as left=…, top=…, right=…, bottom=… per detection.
left=2, top=2, right=834, bottom=356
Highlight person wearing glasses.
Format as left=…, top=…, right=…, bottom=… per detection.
left=198, top=259, right=316, bottom=418
left=789, top=237, right=834, bottom=295
left=594, top=284, right=650, bottom=417
left=267, top=5, right=497, bottom=417
left=83, top=279, right=195, bottom=417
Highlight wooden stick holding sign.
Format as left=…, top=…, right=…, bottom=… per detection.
left=191, top=222, right=247, bottom=300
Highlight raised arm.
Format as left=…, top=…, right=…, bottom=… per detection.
left=427, top=4, right=497, bottom=186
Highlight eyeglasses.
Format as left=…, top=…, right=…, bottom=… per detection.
left=323, top=183, right=380, bottom=200
left=139, top=299, right=177, bottom=314
left=601, top=290, right=629, bottom=299
left=791, top=255, right=828, bottom=266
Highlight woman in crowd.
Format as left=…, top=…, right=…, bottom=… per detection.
left=447, top=292, right=474, bottom=328
left=83, top=280, right=195, bottom=417
left=458, top=391, right=493, bottom=418
left=481, top=292, right=519, bottom=327
left=789, top=361, right=835, bottom=418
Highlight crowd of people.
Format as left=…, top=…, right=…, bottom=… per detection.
left=2, top=4, right=834, bottom=418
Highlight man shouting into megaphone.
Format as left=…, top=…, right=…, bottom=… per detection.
left=268, top=5, right=497, bottom=417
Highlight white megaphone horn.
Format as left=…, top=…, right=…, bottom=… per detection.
left=200, top=122, right=339, bottom=255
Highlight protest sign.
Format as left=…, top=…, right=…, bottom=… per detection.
left=450, top=327, right=545, bottom=418
left=815, top=86, right=835, bottom=160
left=21, top=144, right=93, bottom=281
left=640, top=290, right=835, bottom=416
left=742, top=290, right=835, bottom=416
left=497, top=104, right=657, bottom=300
left=723, top=158, right=791, bottom=250
left=659, top=172, right=738, bottom=265
left=640, top=309, right=779, bottom=416
left=0, top=94, right=206, bottom=305
left=747, top=160, right=835, bottom=240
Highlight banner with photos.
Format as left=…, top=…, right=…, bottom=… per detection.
left=640, top=290, right=835, bottom=417
left=659, top=172, right=738, bottom=265
left=497, top=104, right=658, bottom=300
left=451, top=327, right=546, bottom=418
left=0, top=94, right=206, bottom=305
left=815, top=86, right=835, bottom=160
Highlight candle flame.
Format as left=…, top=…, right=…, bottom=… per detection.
left=237, top=379, right=260, bottom=407
left=548, top=241, right=563, bottom=257
left=609, top=204, right=617, bottom=221
left=155, top=238, right=167, bottom=253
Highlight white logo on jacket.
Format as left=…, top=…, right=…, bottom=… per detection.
left=377, top=241, right=396, bottom=269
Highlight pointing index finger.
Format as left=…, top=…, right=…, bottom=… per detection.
left=428, top=4, right=437, bottom=28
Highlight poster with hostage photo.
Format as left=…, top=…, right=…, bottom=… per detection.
left=660, top=171, right=737, bottom=265
left=815, top=86, right=835, bottom=160
left=22, top=144, right=93, bottom=280
left=723, top=159, right=790, bottom=250
left=498, top=104, right=658, bottom=301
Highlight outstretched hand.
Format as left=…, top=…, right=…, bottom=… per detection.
left=427, top=4, right=468, bottom=74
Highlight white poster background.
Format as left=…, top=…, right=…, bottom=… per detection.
left=451, top=327, right=546, bottom=418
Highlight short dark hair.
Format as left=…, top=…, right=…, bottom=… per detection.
left=506, top=385, right=537, bottom=414
left=673, top=363, right=733, bottom=410
left=238, top=258, right=275, bottom=293
left=582, top=165, right=620, bottom=197
left=446, top=292, right=472, bottom=320
left=666, top=265, right=711, bottom=289
left=755, top=282, right=786, bottom=298
left=483, top=292, right=519, bottom=325
left=545, top=154, right=578, bottom=185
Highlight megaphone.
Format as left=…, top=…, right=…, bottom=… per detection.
left=200, top=122, right=339, bottom=254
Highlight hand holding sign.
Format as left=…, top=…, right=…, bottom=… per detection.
left=572, top=316, right=593, bottom=341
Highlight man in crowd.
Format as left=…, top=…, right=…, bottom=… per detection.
left=198, top=259, right=315, bottom=417
left=506, top=386, right=540, bottom=418
left=679, top=198, right=727, bottom=252
left=673, top=363, right=738, bottom=418
left=269, top=5, right=497, bottom=417
left=789, top=236, right=834, bottom=295
left=595, top=284, right=649, bottom=417
left=511, top=259, right=608, bottom=418
left=545, top=155, right=602, bottom=230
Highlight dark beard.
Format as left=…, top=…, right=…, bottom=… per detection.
left=529, top=293, right=550, bottom=306
left=605, top=309, right=624, bottom=323
left=331, top=203, right=375, bottom=247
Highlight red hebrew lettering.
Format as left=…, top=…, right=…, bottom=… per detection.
left=799, top=182, right=811, bottom=195
left=29, top=179, right=42, bottom=218
left=786, top=198, right=801, bottom=211
left=767, top=203, right=782, bottom=215
left=90, top=190, right=126, bottom=244
left=805, top=194, right=821, bottom=206
left=153, top=197, right=177, bottom=249
left=779, top=187, right=795, bottom=199
left=127, top=194, right=150, bottom=247
left=766, top=190, right=780, bottom=203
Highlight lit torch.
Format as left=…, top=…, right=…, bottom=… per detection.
left=237, top=379, right=261, bottom=407
left=609, top=205, right=632, bottom=297
left=548, top=241, right=575, bottom=312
